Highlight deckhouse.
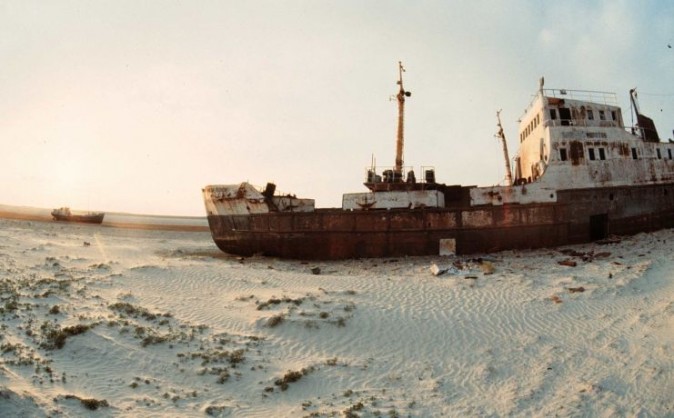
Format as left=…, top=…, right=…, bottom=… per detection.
left=473, top=83, right=674, bottom=206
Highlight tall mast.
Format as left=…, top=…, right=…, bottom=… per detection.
left=394, top=61, right=411, bottom=176
left=495, top=110, right=513, bottom=186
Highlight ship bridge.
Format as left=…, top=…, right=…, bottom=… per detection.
left=511, top=85, right=673, bottom=190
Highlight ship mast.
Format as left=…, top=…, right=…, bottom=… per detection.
left=495, top=109, right=513, bottom=186
left=394, top=61, right=411, bottom=177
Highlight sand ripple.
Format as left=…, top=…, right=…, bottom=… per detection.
left=1, top=219, right=673, bottom=417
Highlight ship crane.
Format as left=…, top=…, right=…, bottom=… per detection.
left=495, top=109, right=513, bottom=187
left=629, top=87, right=661, bottom=143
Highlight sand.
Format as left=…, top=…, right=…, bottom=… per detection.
left=0, top=216, right=672, bottom=417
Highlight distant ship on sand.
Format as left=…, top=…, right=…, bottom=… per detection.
left=51, top=207, right=105, bottom=224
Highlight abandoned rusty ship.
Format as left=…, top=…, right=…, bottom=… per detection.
left=203, top=63, right=674, bottom=259
left=51, top=207, right=105, bottom=224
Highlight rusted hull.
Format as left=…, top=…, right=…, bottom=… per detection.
left=52, top=213, right=105, bottom=224
left=207, top=184, right=674, bottom=260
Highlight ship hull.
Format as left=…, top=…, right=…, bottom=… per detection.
left=206, top=183, right=674, bottom=259
left=52, top=213, right=105, bottom=224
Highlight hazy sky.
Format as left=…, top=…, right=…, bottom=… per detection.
left=2, top=1, right=673, bottom=216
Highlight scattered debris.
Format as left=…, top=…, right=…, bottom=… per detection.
left=550, top=295, right=563, bottom=304
left=430, top=263, right=448, bottom=276
left=479, top=261, right=495, bottom=275
left=568, top=287, right=586, bottom=293
left=558, top=249, right=612, bottom=262
left=310, top=267, right=321, bottom=275
left=83, top=241, right=90, bottom=246
left=431, top=258, right=494, bottom=277
left=596, top=236, right=622, bottom=245
left=559, top=249, right=585, bottom=257
left=558, top=259, right=577, bottom=267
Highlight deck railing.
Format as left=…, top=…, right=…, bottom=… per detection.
left=543, top=88, right=618, bottom=106
left=365, top=165, right=436, bottom=184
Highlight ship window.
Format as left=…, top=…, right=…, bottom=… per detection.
left=560, top=148, right=568, bottom=161
left=669, top=149, right=673, bottom=159
left=599, top=148, right=606, bottom=160
left=588, top=148, right=596, bottom=160
left=657, top=149, right=662, bottom=159
left=611, top=111, right=617, bottom=121
left=550, top=109, right=557, bottom=120
left=588, top=109, right=594, bottom=120
left=537, top=114, right=540, bottom=125
left=559, top=108, right=571, bottom=126
left=599, top=110, right=606, bottom=120
left=631, top=147, right=638, bottom=159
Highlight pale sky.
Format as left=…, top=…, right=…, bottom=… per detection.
left=2, top=0, right=672, bottom=216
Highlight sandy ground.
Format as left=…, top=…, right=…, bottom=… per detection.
left=0, top=217, right=672, bottom=417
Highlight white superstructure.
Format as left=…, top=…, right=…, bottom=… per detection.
left=472, top=85, right=674, bottom=206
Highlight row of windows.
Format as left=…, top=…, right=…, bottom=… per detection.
left=521, top=106, right=621, bottom=143
left=586, top=109, right=617, bottom=121
left=549, top=107, right=621, bottom=129
left=520, top=113, right=541, bottom=142
left=558, top=147, right=674, bottom=162
left=550, top=107, right=618, bottom=122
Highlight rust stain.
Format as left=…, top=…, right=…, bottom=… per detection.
left=569, top=141, right=584, bottom=166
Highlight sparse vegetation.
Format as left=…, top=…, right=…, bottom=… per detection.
left=63, top=394, right=109, bottom=410
left=344, top=401, right=364, bottom=417
left=141, top=334, right=169, bottom=347
left=3, top=299, right=18, bottom=312
left=205, top=405, right=230, bottom=416
left=257, top=296, right=305, bottom=310
left=40, top=322, right=95, bottom=350
left=108, top=302, right=171, bottom=321
left=273, top=367, right=314, bottom=391
left=216, top=370, right=230, bottom=384
left=266, top=314, right=285, bottom=327
left=183, top=348, right=246, bottom=367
